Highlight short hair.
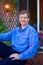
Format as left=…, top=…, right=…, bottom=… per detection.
left=19, top=10, right=30, bottom=18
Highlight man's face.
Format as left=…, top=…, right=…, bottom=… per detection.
left=19, top=13, right=29, bottom=26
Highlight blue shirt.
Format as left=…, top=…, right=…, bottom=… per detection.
left=0, top=24, right=38, bottom=60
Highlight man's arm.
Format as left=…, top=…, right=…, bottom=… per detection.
left=0, top=29, right=14, bottom=41
left=19, top=29, right=38, bottom=60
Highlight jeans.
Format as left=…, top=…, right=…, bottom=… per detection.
left=0, top=41, right=26, bottom=65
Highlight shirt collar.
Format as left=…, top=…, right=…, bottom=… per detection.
left=19, top=24, right=29, bottom=31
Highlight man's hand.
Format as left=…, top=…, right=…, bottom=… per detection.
left=9, top=53, right=20, bottom=60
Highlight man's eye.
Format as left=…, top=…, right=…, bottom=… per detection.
left=24, top=17, right=27, bottom=18
left=20, top=17, right=22, bottom=18
left=20, top=17, right=27, bottom=18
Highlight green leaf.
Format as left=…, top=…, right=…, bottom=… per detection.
left=0, top=19, right=3, bottom=25
left=11, top=0, right=18, bottom=8
left=0, top=18, right=7, bottom=33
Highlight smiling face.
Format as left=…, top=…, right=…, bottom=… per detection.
left=19, top=13, right=30, bottom=26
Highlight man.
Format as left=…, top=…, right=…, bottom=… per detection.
left=0, top=10, right=38, bottom=65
